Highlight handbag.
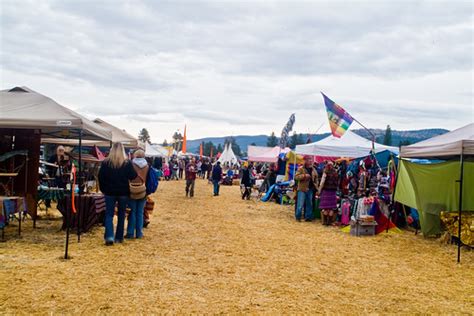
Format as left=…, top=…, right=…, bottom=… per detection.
left=129, top=174, right=146, bottom=200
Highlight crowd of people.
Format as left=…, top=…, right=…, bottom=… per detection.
left=42, top=142, right=393, bottom=246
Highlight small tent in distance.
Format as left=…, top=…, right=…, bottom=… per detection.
left=218, top=144, right=240, bottom=167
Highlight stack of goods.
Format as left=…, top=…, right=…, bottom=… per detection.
left=350, top=215, right=378, bottom=236
left=440, top=211, right=474, bottom=246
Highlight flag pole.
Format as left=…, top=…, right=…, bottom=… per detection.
left=351, top=117, right=376, bottom=150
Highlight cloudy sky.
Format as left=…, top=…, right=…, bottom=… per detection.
left=1, top=0, right=473, bottom=142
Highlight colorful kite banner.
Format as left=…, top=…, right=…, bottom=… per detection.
left=321, top=92, right=353, bottom=138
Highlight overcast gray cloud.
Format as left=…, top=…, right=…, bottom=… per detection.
left=1, top=0, right=472, bottom=142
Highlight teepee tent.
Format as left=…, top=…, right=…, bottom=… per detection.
left=295, top=130, right=398, bottom=158
left=218, top=144, right=239, bottom=166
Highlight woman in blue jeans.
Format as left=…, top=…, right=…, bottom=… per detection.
left=98, top=143, right=137, bottom=246
left=126, top=149, right=149, bottom=239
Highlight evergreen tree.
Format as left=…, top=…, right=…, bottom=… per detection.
left=383, top=125, right=392, bottom=146
left=267, top=132, right=278, bottom=147
left=296, top=133, right=305, bottom=145
left=224, top=137, right=242, bottom=156
left=399, top=140, right=412, bottom=146
left=172, top=131, right=183, bottom=150
left=138, top=128, right=151, bottom=144
left=217, top=143, right=223, bottom=153
left=203, top=141, right=215, bottom=157
left=163, top=139, right=168, bottom=146
left=250, top=142, right=257, bottom=146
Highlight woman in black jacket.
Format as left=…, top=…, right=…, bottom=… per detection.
left=241, top=163, right=252, bottom=200
left=99, top=143, right=137, bottom=245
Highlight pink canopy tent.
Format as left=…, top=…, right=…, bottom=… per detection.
left=247, top=146, right=291, bottom=163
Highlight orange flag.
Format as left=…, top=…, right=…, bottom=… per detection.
left=199, top=143, right=203, bottom=158
left=182, top=125, right=187, bottom=153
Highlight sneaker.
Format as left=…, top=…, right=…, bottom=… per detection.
left=143, top=222, right=150, bottom=228
left=296, top=218, right=302, bottom=222
left=114, top=239, right=124, bottom=243
left=105, top=240, right=114, bottom=246
left=124, top=235, right=133, bottom=239
left=305, top=219, right=313, bottom=222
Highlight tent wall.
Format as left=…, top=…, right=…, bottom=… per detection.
left=394, top=160, right=474, bottom=235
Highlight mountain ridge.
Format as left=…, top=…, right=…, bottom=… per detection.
left=182, top=128, right=449, bottom=153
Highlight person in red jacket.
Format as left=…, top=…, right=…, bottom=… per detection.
left=185, top=158, right=197, bottom=197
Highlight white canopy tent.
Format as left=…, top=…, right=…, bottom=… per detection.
left=295, top=130, right=398, bottom=158
left=151, top=144, right=170, bottom=157
left=401, top=123, right=474, bottom=158
left=145, top=143, right=166, bottom=157
left=218, top=144, right=240, bottom=166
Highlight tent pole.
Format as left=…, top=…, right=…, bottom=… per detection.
left=352, top=117, right=376, bottom=151
left=65, top=171, right=72, bottom=259
left=293, top=152, right=297, bottom=181
left=386, top=155, right=400, bottom=233
left=457, top=153, right=464, bottom=263
left=77, top=129, right=83, bottom=242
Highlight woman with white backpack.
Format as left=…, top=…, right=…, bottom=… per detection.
left=126, top=149, right=149, bottom=239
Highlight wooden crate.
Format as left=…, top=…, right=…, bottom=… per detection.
left=350, top=220, right=377, bottom=237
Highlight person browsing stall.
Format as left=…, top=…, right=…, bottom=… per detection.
left=98, top=142, right=137, bottom=246
left=126, top=149, right=149, bottom=239
left=294, top=156, right=319, bottom=222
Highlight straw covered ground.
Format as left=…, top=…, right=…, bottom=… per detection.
left=1, top=179, right=473, bottom=314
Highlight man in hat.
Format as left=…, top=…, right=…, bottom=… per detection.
left=294, top=156, right=319, bottom=222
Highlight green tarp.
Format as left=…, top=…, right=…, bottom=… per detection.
left=394, top=160, right=474, bottom=236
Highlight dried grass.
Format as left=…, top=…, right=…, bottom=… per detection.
left=1, top=179, right=473, bottom=314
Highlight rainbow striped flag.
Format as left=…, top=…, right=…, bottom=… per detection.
left=321, top=92, right=354, bottom=138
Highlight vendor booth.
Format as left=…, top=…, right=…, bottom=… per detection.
left=248, top=145, right=291, bottom=163
left=144, top=143, right=169, bottom=158
left=295, top=130, right=398, bottom=160
left=41, top=117, right=138, bottom=148
left=395, top=123, right=474, bottom=262
left=0, top=87, right=112, bottom=244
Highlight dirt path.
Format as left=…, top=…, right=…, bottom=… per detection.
left=1, top=179, right=473, bottom=314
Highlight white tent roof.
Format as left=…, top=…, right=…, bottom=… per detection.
left=295, top=130, right=399, bottom=158
left=401, top=123, right=474, bottom=158
left=248, top=145, right=291, bottom=163
left=0, top=87, right=111, bottom=141
left=218, top=144, right=239, bottom=166
left=150, top=144, right=169, bottom=157
left=145, top=143, right=166, bottom=157
left=92, top=118, right=138, bottom=147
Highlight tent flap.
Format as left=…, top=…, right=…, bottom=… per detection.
left=394, top=160, right=474, bottom=236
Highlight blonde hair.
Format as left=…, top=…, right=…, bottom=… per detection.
left=134, top=149, right=145, bottom=158
left=107, top=142, right=127, bottom=168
